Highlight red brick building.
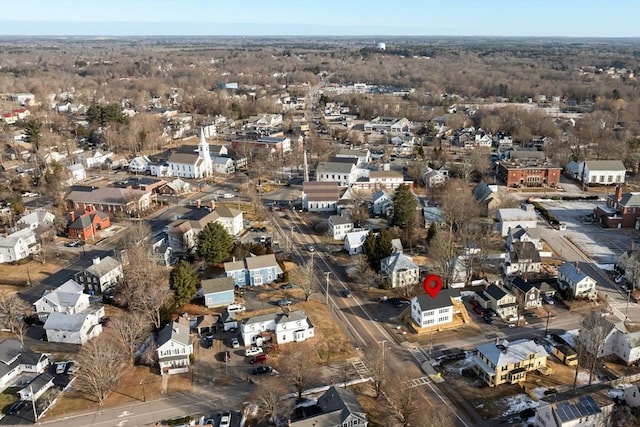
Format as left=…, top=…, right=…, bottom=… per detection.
left=594, top=186, right=640, bottom=229
left=65, top=205, right=111, bottom=240
left=497, top=162, right=562, bottom=188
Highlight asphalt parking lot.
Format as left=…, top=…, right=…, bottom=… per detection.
left=538, top=199, right=638, bottom=264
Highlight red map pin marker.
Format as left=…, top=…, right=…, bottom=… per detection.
left=423, top=274, right=443, bottom=299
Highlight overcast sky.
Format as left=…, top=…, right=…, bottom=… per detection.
left=1, top=0, right=639, bottom=37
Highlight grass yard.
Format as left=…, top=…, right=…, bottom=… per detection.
left=0, top=387, right=19, bottom=414
left=0, top=254, right=72, bottom=289
left=42, top=365, right=187, bottom=420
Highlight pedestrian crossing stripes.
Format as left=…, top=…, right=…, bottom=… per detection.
left=351, top=360, right=371, bottom=378
left=406, top=376, right=430, bottom=388
left=408, top=347, right=429, bottom=364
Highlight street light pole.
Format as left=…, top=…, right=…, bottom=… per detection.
left=325, top=272, right=331, bottom=305
left=625, top=290, right=631, bottom=321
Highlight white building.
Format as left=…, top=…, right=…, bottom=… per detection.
left=34, top=279, right=105, bottom=344
left=380, top=253, right=419, bottom=288
left=344, top=230, right=370, bottom=255
left=575, top=160, right=626, bottom=186
left=83, top=150, right=113, bottom=169
left=328, top=215, right=354, bottom=240
left=0, top=228, right=40, bottom=264
left=17, top=210, right=55, bottom=231
left=496, top=204, right=538, bottom=237
left=372, top=190, right=392, bottom=216
left=315, top=161, right=358, bottom=187
left=557, top=262, right=598, bottom=300
left=66, top=163, right=87, bottom=184
left=364, top=117, right=411, bottom=134
left=0, top=339, right=49, bottom=392
left=157, top=319, right=193, bottom=375
left=240, top=310, right=314, bottom=346
left=128, top=156, right=152, bottom=174
left=410, top=289, right=462, bottom=329
left=167, top=129, right=213, bottom=179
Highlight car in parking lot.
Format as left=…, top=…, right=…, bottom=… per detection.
left=250, top=354, right=268, bottom=364
left=244, top=346, right=264, bottom=357
left=65, top=240, right=83, bottom=247
left=230, top=337, right=240, bottom=348
left=204, top=333, right=214, bottom=348
left=280, top=283, right=296, bottom=290
left=277, top=298, right=293, bottom=306
left=473, top=305, right=486, bottom=316
left=220, top=411, right=232, bottom=427
left=307, top=245, right=315, bottom=252
left=7, top=400, right=26, bottom=415
left=482, top=315, right=494, bottom=324
left=55, top=361, right=67, bottom=374
left=252, top=366, right=273, bottom=375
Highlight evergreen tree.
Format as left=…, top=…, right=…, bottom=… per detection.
left=170, top=261, right=199, bottom=306
left=426, top=222, right=437, bottom=243
left=391, top=184, right=417, bottom=228
left=24, top=119, right=42, bottom=151
left=196, top=222, right=234, bottom=265
left=362, top=229, right=393, bottom=271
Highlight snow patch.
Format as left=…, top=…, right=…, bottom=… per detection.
left=608, top=387, right=625, bottom=400
left=501, top=394, right=539, bottom=416
left=559, top=329, right=579, bottom=349
left=294, top=398, right=318, bottom=408
left=530, top=387, right=549, bottom=400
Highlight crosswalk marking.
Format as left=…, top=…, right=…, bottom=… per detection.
left=351, top=360, right=370, bottom=378
left=408, top=347, right=429, bottom=364
left=406, top=376, right=430, bottom=388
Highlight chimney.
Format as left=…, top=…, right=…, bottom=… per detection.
left=614, top=186, right=623, bottom=202
left=69, top=211, right=75, bottom=223
left=92, top=257, right=101, bottom=265
left=196, top=199, right=201, bottom=209
left=210, top=200, right=216, bottom=211
left=574, top=262, right=579, bottom=273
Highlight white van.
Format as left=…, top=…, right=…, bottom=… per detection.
left=227, top=304, right=246, bottom=313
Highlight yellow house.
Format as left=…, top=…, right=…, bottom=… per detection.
left=472, top=338, right=548, bottom=387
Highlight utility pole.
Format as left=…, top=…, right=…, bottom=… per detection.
left=30, top=385, right=38, bottom=422
left=625, top=290, right=631, bottom=321
left=324, top=272, right=331, bottom=305
left=544, top=309, right=551, bottom=337
left=379, top=339, right=387, bottom=373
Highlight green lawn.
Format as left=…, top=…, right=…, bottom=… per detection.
left=0, top=387, right=19, bottom=414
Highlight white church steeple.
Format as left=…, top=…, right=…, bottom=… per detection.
left=197, top=128, right=213, bottom=178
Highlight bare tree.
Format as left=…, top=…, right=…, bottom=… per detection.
left=0, top=294, right=30, bottom=343
left=365, top=345, right=387, bottom=398
left=118, top=220, right=151, bottom=250
left=386, top=373, right=420, bottom=427
left=75, top=335, right=126, bottom=405
left=577, top=312, right=614, bottom=385
left=119, top=245, right=173, bottom=329
left=108, top=312, right=151, bottom=361
left=253, top=376, right=288, bottom=424
left=281, top=348, right=318, bottom=400
left=298, top=258, right=318, bottom=301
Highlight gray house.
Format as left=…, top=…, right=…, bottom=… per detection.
left=74, top=256, right=123, bottom=294
left=201, top=277, right=235, bottom=308
left=224, top=254, right=283, bottom=287
left=290, top=386, right=368, bottom=426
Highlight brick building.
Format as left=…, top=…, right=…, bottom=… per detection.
left=65, top=205, right=111, bottom=240
left=594, top=186, right=640, bottom=229
left=497, top=161, right=562, bottom=188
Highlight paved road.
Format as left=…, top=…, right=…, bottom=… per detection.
left=270, top=209, right=476, bottom=427
left=538, top=224, right=640, bottom=322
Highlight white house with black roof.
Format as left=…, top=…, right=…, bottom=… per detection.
left=290, top=385, right=368, bottom=426
left=157, top=318, right=193, bottom=375
left=240, top=310, right=314, bottom=346
left=410, top=288, right=462, bottom=328
left=557, top=262, right=597, bottom=300
left=0, top=339, right=49, bottom=392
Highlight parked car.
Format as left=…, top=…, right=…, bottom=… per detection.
left=244, top=347, right=264, bottom=357
left=277, top=298, right=293, bottom=306
left=55, top=361, right=67, bottom=374
left=280, top=283, right=296, bottom=290
left=227, top=304, right=246, bottom=313
left=204, top=333, right=214, bottom=348
left=483, top=315, right=494, bottom=324
left=7, top=400, right=26, bottom=415
left=542, top=295, right=555, bottom=305
left=252, top=366, right=273, bottom=375
left=231, top=337, right=240, bottom=349
left=341, top=289, right=352, bottom=298
left=250, top=354, right=268, bottom=365
left=614, top=275, right=624, bottom=284
left=508, top=323, right=517, bottom=328
left=473, top=306, right=486, bottom=316
left=307, top=245, right=315, bottom=252
left=220, top=412, right=232, bottom=427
